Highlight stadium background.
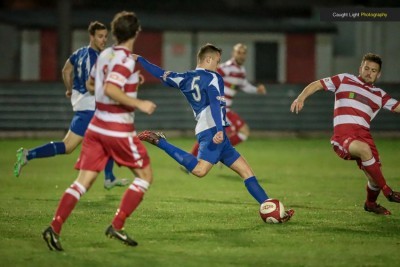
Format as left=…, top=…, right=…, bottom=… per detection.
left=0, top=0, right=399, bottom=136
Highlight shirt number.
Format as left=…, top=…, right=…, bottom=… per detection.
left=191, top=76, right=201, bottom=102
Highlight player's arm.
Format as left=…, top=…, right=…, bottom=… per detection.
left=256, top=84, right=267, bottom=94
left=290, top=80, right=324, bottom=114
left=207, top=84, right=224, bottom=144
left=133, top=55, right=164, bottom=79
left=138, top=71, right=145, bottom=85
left=133, top=55, right=180, bottom=88
left=85, top=62, right=96, bottom=94
left=61, top=59, right=73, bottom=98
left=86, top=76, right=95, bottom=94
left=242, top=79, right=266, bottom=95
left=394, top=104, right=400, bottom=113
left=104, top=83, right=156, bottom=115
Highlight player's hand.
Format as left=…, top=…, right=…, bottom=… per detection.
left=257, top=84, right=267, bottom=95
left=134, top=70, right=145, bottom=85
left=139, top=73, right=145, bottom=84
left=132, top=54, right=139, bottom=61
left=290, top=98, right=304, bottom=114
left=138, top=100, right=156, bottom=115
left=65, top=90, right=72, bottom=98
left=213, top=131, right=224, bottom=144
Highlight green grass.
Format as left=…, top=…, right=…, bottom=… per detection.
left=1, top=137, right=400, bottom=267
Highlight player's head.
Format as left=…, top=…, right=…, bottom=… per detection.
left=111, top=11, right=141, bottom=46
left=197, top=43, right=222, bottom=71
left=359, top=53, right=382, bottom=84
left=88, top=21, right=108, bottom=52
left=232, top=43, right=247, bottom=66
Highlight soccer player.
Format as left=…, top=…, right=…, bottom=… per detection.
left=42, top=11, right=157, bottom=251
left=290, top=53, right=400, bottom=215
left=13, top=21, right=129, bottom=190
left=134, top=44, right=293, bottom=221
left=189, top=43, right=266, bottom=157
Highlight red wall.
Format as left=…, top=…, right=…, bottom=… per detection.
left=38, top=30, right=163, bottom=83
left=286, top=34, right=315, bottom=83
left=40, top=30, right=58, bottom=81
left=134, top=32, right=163, bottom=84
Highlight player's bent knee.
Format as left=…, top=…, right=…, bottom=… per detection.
left=192, top=169, right=208, bottom=178
left=358, top=143, right=373, bottom=158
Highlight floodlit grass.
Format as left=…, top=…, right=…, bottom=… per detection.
left=1, top=137, right=400, bottom=267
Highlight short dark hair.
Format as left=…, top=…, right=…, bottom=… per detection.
left=88, top=21, right=107, bottom=36
left=197, top=43, right=222, bottom=63
left=362, top=53, right=382, bottom=71
left=111, top=11, right=141, bottom=44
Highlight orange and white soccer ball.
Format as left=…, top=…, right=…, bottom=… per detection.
left=259, top=199, right=286, bottom=223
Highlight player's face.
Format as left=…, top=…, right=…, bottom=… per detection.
left=232, top=47, right=247, bottom=65
left=91, top=29, right=108, bottom=51
left=359, top=60, right=381, bottom=84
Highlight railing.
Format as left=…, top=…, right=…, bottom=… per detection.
left=0, top=83, right=399, bottom=133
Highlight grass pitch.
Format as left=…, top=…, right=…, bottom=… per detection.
left=1, top=137, right=400, bottom=267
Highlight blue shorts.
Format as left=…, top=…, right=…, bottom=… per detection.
left=69, top=110, right=95, bottom=137
left=197, top=127, right=240, bottom=167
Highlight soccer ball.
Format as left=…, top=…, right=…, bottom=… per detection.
left=259, top=199, right=286, bottom=223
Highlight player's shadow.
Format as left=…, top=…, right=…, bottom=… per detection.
left=182, top=197, right=252, bottom=206
left=215, top=173, right=244, bottom=182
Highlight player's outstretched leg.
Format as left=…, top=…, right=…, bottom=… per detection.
left=105, top=225, right=138, bottom=247
left=138, top=130, right=198, bottom=173
left=42, top=226, right=64, bottom=251
left=14, top=148, right=28, bottom=177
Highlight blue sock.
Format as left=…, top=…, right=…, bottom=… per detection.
left=158, top=139, right=198, bottom=172
left=244, top=176, right=269, bottom=204
left=27, top=141, right=66, bottom=160
left=104, top=158, right=116, bottom=182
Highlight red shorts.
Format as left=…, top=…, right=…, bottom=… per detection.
left=330, top=134, right=380, bottom=169
left=225, top=110, right=246, bottom=136
left=75, top=129, right=150, bottom=171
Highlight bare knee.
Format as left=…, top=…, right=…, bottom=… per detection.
left=131, top=165, right=154, bottom=184
left=192, top=169, right=208, bottom=178
left=349, top=140, right=372, bottom=161
left=357, top=144, right=372, bottom=160
left=64, top=144, right=73, bottom=154
left=190, top=160, right=213, bottom=178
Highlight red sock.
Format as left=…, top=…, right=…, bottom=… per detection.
left=362, top=158, right=392, bottom=196
left=112, top=178, right=149, bottom=230
left=51, top=182, right=86, bottom=234
left=190, top=142, right=199, bottom=157
left=366, top=183, right=380, bottom=204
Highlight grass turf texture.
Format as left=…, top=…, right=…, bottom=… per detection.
left=1, top=137, right=399, bottom=267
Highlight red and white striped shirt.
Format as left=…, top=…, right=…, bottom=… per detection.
left=217, top=59, right=257, bottom=109
left=320, top=73, right=400, bottom=136
left=88, top=46, right=139, bottom=138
